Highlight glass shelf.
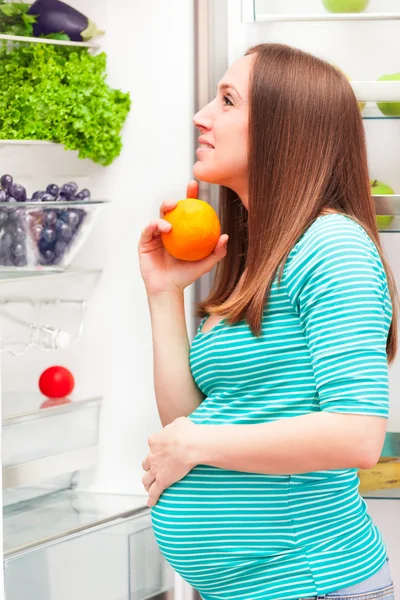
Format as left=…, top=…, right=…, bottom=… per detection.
left=0, top=267, right=103, bottom=301
left=3, top=490, right=148, bottom=555
left=248, top=0, right=400, bottom=22
left=0, top=33, right=100, bottom=50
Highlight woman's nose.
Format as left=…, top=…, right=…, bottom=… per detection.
left=193, top=102, right=213, bottom=131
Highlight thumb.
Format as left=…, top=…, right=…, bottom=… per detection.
left=199, top=235, right=229, bottom=270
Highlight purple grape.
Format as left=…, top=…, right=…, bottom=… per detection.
left=0, top=190, right=7, bottom=202
left=66, top=181, right=78, bottom=195
left=14, top=226, right=26, bottom=243
left=60, top=183, right=76, bottom=200
left=41, top=193, right=55, bottom=202
left=40, top=249, right=55, bottom=265
left=7, top=196, right=17, bottom=203
left=2, top=232, right=13, bottom=248
left=31, top=191, right=45, bottom=202
left=1, top=254, right=13, bottom=266
left=58, top=222, right=72, bottom=242
left=46, top=184, right=59, bottom=197
left=42, top=228, right=57, bottom=244
left=0, top=174, right=13, bottom=190
left=54, top=240, right=67, bottom=258
left=79, top=188, right=91, bottom=200
left=10, top=207, right=24, bottom=221
left=65, top=210, right=80, bottom=229
left=42, top=210, right=58, bottom=227
left=13, top=255, right=27, bottom=267
left=0, top=210, right=8, bottom=226
left=10, top=184, right=26, bottom=202
left=11, top=243, right=25, bottom=258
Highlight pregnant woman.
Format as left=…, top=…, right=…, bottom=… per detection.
left=139, top=43, right=397, bottom=600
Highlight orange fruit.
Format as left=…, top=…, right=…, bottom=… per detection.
left=161, top=198, right=221, bottom=261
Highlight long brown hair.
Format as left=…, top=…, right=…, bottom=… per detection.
left=196, top=42, right=398, bottom=364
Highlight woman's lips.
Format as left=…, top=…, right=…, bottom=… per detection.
left=196, top=146, right=214, bottom=157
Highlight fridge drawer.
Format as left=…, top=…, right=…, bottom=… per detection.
left=4, top=492, right=174, bottom=600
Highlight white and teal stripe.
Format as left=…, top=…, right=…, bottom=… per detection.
left=151, top=214, right=392, bottom=600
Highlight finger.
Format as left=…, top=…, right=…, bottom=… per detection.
left=142, top=456, right=150, bottom=471
left=160, top=200, right=179, bottom=219
left=140, top=219, right=172, bottom=244
left=142, top=471, right=156, bottom=492
left=147, top=480, right=163, bottom=508
left=209, top=234, right=229, bottom=256
left=186, top=179, right=199, bottom=199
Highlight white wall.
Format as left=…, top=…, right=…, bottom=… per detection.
left=1, top=0, right=196, bottom=495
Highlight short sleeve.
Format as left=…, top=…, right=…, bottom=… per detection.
left=283, top=215, right=392, bottom=418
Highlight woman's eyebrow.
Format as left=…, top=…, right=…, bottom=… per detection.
left=218, top=83, right=242, bottom=100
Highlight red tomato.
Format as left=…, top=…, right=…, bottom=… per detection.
left=39, top=366, right=75, bottom=399
left=40, top=397, right=72, bottom=409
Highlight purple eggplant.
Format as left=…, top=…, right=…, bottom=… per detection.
left=27, top=0, right=104, bottom=42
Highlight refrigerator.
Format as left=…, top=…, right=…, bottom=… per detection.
left=0, top=1, right=400, bottom=599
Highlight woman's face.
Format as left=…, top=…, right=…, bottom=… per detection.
left=193, top=54, right=252, bottom=207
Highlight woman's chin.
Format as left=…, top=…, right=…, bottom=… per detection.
left=193, top=161, right=223, bottom=185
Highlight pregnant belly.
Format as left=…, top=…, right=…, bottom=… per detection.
left=150, top=465, right=298, bottom=588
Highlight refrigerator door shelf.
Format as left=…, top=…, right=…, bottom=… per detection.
left=2, top=393, right=102, bottom=487
left=250, top=12, right=400, bottom=22
left=248, top=0, right=400, bottom=22
left=363, top=104, right=400, bottom=120
left=3, top=491, right=173, bottom=600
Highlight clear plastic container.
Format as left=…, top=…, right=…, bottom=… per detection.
left=0, top=200, right=107, bottom=272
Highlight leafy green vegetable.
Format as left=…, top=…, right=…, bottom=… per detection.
left=0, top=0, right=36, bottom=36
left=0, top=42, right=131, bottom=165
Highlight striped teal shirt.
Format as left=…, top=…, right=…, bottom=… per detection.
left=151, top=214, right=392, bottom=600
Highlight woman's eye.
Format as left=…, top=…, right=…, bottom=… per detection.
left=222, top=95, right=233, bottom=106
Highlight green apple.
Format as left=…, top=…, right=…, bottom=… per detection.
left=376, top=73, right=400, bottom=117
left=376, top=215, right=394, bottom=230
left=371, top=180, right=395, bottom=230
left=322, top=0, right=370, bottom=13
left=371, top=179, right=395, bottom=195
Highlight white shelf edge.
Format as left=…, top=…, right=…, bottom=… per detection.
left=2, top=395, right=102, bottom=424
left=0, top=33, right=100, bottom=49
left=2, top=446, right=98, bottom=489
left=254, top=12, right=400, bottom=22
left=351, top=82, right=400, bottom=102
left=0, top=140, right=55, bottom=146
left=3, top=492, right=149, bottom=557
left=374, top=195, right=400, bottom=216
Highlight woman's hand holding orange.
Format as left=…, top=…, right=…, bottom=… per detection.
left=138, top=180, right=228, bottom=296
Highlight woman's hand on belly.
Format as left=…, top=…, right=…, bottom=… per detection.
left=142, top=416, right=199, bottom=507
